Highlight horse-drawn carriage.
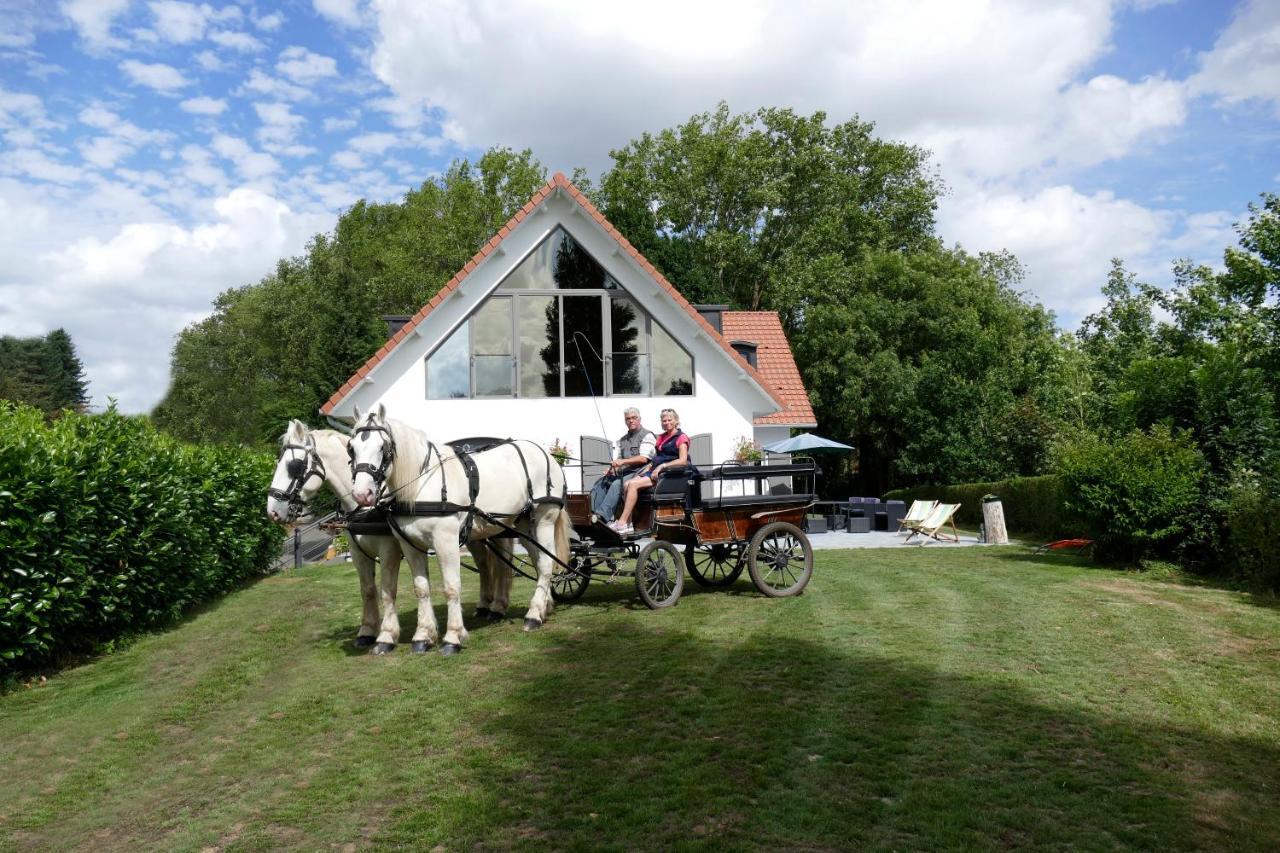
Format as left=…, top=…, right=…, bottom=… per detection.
left=551, top=459, right=818, bottom=609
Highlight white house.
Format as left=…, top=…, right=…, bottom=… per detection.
left=321, top=173, right=815, bottom=490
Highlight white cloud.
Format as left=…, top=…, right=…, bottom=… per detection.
left=276, top=45, right=338, bottom=83
left=254, top=101, right=306, bottom=145
left=348, top=131, right=398, bottom=154
left=194, top=49, right=229, bottom=72
left=254, top=10, right=285, bottom=31
left=1, top=179, right=333, bottom=410
left=323, top=116, right=358, bottom=132
left=367, top=0, right=1179, bottom=180
left=210, top=133, right=282, bottom=180
left=330, top=149, right=364, bottom=170
left=149, top=0, right=209, bottom=43
left=209, top=28, right=264, bottom=52
left=79, top=135, right=135, bottom=168
left=1, top=148, right=84, bottom=183
left=119, top=59, right=190, bottom=93
left=62, top=0, right=131, bottom=51
left=180, top=95, right=228, bottom=115
left=240, top=68, right=309, bottom=100
left=0, top=86, right=53, bottom=130
left=314, top=0, right=363, bottom=28
left=939, top=183, right=1177, bottom=324
left=1189, top=0, right=1280, bottom=112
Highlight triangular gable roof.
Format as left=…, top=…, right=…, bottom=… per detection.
left=321, top=173, right=791, bottom=417
left=722, top=312, right=817, bottom=427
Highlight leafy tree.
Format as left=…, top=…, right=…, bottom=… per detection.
left=42, top=328, right=90, bottom=412
left=594, top=104, right=1061, bottom=493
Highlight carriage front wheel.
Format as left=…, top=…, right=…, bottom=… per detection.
left=635, top=540, right=684, bottom=609
left=747, top=521, right=813, bottom=597
left=551, top=555, right=591, bottom=603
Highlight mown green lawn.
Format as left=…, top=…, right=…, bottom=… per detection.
left=2, top=547, right=1278, bottom=851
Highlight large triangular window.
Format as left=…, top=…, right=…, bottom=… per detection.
left=426, top=228, right=693, bottom=399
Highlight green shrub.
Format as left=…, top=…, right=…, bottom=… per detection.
left=1225, top=470, right=1280, bottom=592
left=1055, top=426, right=1207, bottom=563
left=0, top=402, right=281, bottom=674
left=884, top=474, right=1072, bottom=538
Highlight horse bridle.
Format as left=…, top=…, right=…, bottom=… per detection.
left=350, top=423, right=396, bottom=502
left=268, top=442, right=327, bottom=520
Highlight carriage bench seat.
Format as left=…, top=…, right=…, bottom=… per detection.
left=698, top=493, right=812, bottom=511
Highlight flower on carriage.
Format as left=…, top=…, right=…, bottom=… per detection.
left=732, top=435, right=764, bottom=463
left=549, top=438, right=571, bottom=466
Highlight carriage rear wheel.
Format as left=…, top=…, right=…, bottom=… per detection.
left=635, top=540, right=684, bottom=609
left=684, top=542, right=745, bottom=588
left=551, top=556, right=591, bottom=603
left=747, top=521, right=813, bottom=597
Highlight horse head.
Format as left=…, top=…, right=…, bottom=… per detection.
left=267, top=418, right=326, bottom=524
left=349, top=404, right=395, bottom=508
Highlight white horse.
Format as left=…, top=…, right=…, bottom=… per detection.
left=349, top=404, right=571, bottom=654
left=266, top=419, right=515, bottom=655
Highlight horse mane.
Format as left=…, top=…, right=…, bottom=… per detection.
left=383, top=417, right=435, bottom=502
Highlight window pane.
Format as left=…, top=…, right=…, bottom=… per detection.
left=611, top=353, right=648, bottom=395
left=610, top=298, right=646, bottom=353
left=498, top=227, right=620, bottom=291
left=474, top=355, right=513, bottom=396
left=473, top=298, right=511, bottom=355
left=517, top=295, right=560, bottom=397
left=652, top=321, right=693, bottom=396
left=562, top=295, right=604, bottom=396
left=426, top=324, right=469, bottom=399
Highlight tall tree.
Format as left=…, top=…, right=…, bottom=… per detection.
left=41, top=328, right=89, bottom=412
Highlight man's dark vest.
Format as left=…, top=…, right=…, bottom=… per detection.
left=618, top=427, right=655, bottom=471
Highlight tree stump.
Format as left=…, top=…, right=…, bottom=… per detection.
left=982, top=500, right=1009, bottom=545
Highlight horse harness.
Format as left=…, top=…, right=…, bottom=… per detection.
left=268, top=442, right=327, bottom=520
left=351, top=427, right=566, bottom=555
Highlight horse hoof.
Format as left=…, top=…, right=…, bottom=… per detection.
left=486, top=610, right=506, bottom=623
left=353, top=636, right=376, bottom=649
left=371, top=642, right=395, bottom=655
left=411, top=640, right=433, bottom=653
left=523, top=618, right=542, bottom=632
left=474, top=606, right=491, bottom=618
left=440, top=642, right=462, bottom=657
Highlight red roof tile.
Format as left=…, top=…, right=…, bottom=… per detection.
left=722, top=312, right=817, bottom=427
left=321, top=173, right=790, bottom=416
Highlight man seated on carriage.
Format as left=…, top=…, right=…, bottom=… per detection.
left=589, top=406, right=656, bottom=526
left=610, top=407, right=690, bottom=535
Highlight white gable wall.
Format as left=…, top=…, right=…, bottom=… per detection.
left=330, top=189, right=782, bottom=491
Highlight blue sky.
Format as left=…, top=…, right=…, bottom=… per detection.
left=1, top=0, right=1278, bottom=412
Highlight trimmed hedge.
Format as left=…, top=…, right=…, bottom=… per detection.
left=1, top=403, right=282, bottom=674
left=884, top=474, right=1074, bottom=538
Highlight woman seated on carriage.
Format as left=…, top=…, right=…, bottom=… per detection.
left=610, top=408, right=690, bottom=534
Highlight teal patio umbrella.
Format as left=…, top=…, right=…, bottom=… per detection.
left=762, top=433, right=854, bottom=454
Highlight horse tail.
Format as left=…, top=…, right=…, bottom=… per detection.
left=555, top=507, right=572, bottom=566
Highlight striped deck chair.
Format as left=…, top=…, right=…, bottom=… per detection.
left=896, top=499, right=938, bottom=535
left=903, top=503, right=961, bottom=544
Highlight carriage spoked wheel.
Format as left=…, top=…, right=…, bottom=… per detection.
left=551, top=556, right=591, bottom=603
left=747, top=521, right=813, bottom=597
left=634, top=540, right=685, bottom=609
left=684, top=542, right=745, bottom=588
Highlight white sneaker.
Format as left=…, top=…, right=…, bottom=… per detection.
left=612, top=522, right=634, bottom=535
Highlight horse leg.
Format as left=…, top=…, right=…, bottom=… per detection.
left=522, top=507, right=558, bottom=631
left=351, top=536, right=379, bottom=648
left=472, top=541, right=494, bottom=619
left=372, top=544, right=402, bottom=655
left=436, top=526, right=469, bottom=655
left=407, top=546, right=439, bottom=653
left=491, top=537, right=513, bottom=620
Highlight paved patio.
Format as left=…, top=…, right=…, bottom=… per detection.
left=807, top=529, right=985, bottom=549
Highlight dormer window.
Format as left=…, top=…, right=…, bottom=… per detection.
left=730, top=340, right=758, bottom=369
